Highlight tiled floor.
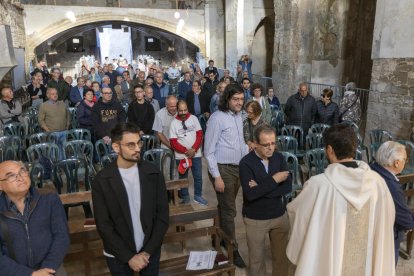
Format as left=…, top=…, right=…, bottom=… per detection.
left=65, top=158, right=413, bottom=275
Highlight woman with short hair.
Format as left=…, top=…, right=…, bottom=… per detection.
left=370, top=141, right=414, bottom=264
left=243, top=101, right=266, bottom=151
left=250, top=83, right=272, bottom=124
left=315, top=88, right=340, bottom=125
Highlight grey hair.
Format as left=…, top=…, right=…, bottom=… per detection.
left=375, top=141, right=406, bottom=167
left=345, top=82, right=356, bottom=91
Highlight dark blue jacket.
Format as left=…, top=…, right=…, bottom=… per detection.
left=315, top=100, right=340, bottom=125
left=370, top=163, right=414, bottom=254
left=178, top=80, right=192, bottom=100
left=151, top=83, right=171, bottom=108
left=69, top=85, right=88, bottom=105
left=284, top=92, right=316, bottom=133
left=267, top=96, right=280, bottom=108
left=76, top=100, right=94, bottom=130
left=239, top=150, right=292, bottom=220
left=0, top=188, right=70, bottom=276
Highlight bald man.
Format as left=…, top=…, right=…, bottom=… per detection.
left=0, top=161, right=69, bottom=275
left=0, top=86, right=22, bottom=128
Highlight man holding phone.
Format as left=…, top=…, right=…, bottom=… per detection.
left=239, top=125, right=292, bottom=276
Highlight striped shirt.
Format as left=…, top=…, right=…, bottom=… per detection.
left=204, top=110, right=248, bottom=178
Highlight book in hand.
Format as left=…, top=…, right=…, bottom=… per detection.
left=83, top=218, right=96, bottom=228
left=215, top=253, right=229, bottom=265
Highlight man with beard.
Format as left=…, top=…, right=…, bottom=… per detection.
left=92, top=123, right=169, bottom=275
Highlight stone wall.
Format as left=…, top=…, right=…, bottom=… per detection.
left=366, top=59, right=414, bottom=140
left=0, top=0, right=25, bottom=48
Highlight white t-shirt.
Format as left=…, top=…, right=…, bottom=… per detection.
left=152, top=107, right=176, bottom=149
left=119, top=165, right=144, bottom=253
left=169, top=115, right=202, bottom=160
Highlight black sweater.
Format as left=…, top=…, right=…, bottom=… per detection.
left=239, top=150, right=292, bottom=220
left=91, top=98, right=126, bottom=139
left=127, top=100, right=155, bottom=134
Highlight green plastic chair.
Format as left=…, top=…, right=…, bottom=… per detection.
left=309, top=123, right=330, bottom=134
left=369, top=142, right=382, bottom=163
left=101, top=153, right=118, bottom=168
left=270, top=110, right=285, bottom=135
left=304, top=148, right=328, bottom=178
left=63, top=140, right=95, bottom=176
left=280, top=151, right=302, bottom=194
left=0, top=135, right=22, bottom=161
left=276, top=135, right=298, bottom=155
left=143, top=148, right=175, bottom=180
left=369, top=129, right=393, bottom=145
left=66, top=128, right=92, bottom=141
left=282, top=125, right=305, bottom=150
left=53, top=158, right=93, bottom=218
left=141, top=134, right=157, bottom=155
left=68, top=107, right=78, bottom=129
left=29, top=132, right=49, bottom=146
left=95, top=139, right=113, bottom=166
left=3, top=122, right=25, bottom=138
left=29, top=162, right=44, bottom=188
left=26, top=143, right=60, bottom=165
left=341, top=120, right=359, bottom=133
left=306, top=133, right=324, bottom=150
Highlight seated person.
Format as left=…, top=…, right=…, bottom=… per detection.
left=0, top=86, right=22, bottom=128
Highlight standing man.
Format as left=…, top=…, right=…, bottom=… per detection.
left=121, top=71, right=132, bottom=103
left=177, top=72, right=192, bottom=100
left=0, top=160, right=70, bottom=275
left=69, top=77, right=88, bottom=106
left=284, top=82, right=316, bottom=135
left=144, top=85, right=160, bottom=113
left=48, top=68, right=69, bottom=102
left=152, top=95, right=178, bottom=149
left=241, top=78, right=251, bottom=102
left=286, top=124, right=396, bottom=276
left=210, top=81, right=226, bottom=113
left=91, top=87, right=126, bottom=143
left=127, top=85, right=155, bottom=135
left=38, top=87, right=71, bottom=157
left=204, top=59, right=218, bottom=80
left=204, top=84, right=248, bottom=268
left=0, top=86, right=22, bottom=127
left=152, top=72, right=170, bottom=108
left=166, top=61, right=181, bottom=85
left=169, top=100, right=207, bottom=205
left=186, top=80, right=210, bottom=119
left=239, top=125, right=291, bottom=275
left=92, top=123, right=169, bottom=275
left=203, top=71, right=219, bottom=98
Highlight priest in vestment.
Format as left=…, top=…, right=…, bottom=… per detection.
left=286, top=124, right=395, bottom=276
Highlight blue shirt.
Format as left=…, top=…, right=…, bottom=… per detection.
left=194, top=93, right=201, bottom=116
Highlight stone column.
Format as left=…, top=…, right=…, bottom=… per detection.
left=367, top=0, right=414, bottom=138
left=204, top=0, right=225, bottom=68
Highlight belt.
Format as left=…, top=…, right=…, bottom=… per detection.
left=218, top=163, right=239, bottom=167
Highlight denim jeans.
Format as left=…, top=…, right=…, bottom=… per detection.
left=176, top=157, right=203, bottom=197
left=53, top=130, right=67, bottom=160
left=105, top=248, right=161, bottom=276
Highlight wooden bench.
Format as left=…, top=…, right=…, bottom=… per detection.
left=160, top=205, right=236, bottom=276
left=166, top=178, right=190, bottom=205
left=397, top=173, right=414, bottom=259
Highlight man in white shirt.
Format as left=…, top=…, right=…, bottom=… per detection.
left=152, top=95, right=177, bottom=149
left=92, top=123, right=169, bottom=275
left=169, top=100, right=207, bottom=205
left=166, top=61, right=181, bottom=85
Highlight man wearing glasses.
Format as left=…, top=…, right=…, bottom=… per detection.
left=92, top=123, right=169, bottom=275
left=169, top=100, right=207, bottom=205
left=0, top=161, right=69, bottom=275
left=91, top=87, right=126, bottom=144
left=239, top=125, right=291, bottom=276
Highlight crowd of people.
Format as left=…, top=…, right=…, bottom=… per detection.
left=0, top=53, right=413, bottom=276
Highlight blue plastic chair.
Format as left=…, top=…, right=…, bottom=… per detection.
left=66, top=128, right=92, bottom=141
left=143, top=148, right=175, bottom=180
left=53, top=158, right=93, bottom=218
left=304, top=148, right=328, bottom=178
left=309, top=123, right=330, bottom=134
left=369, top=129, right=393, bottom=145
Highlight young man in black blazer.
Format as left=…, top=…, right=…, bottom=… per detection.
left=92, top=123, right=169, bottom=275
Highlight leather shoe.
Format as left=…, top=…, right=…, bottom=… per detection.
left=233, top=250, right=246, bottom=268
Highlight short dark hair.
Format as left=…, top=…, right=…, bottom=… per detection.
left=322, top=88, right=333, bottom=99
left=242, top=78, right=251, bottom=84
left=51, top=67, right=61, bottom=74
left=83, top=88, right=94, bottom=97
left=91, top=81, right=100, bottom=87
left=218, top=84, right=244, bottom=112
left=323, top=124, right=357, bottom=160
left=192, top=79, right=201, bottom=87
left=250, top=83, right=264, bottom=97
left=254, top=125, right=276, bottom=143
left=245, top=100, right=262, bottom=118
left=123, top=71, right=130, bottom=76
left=208, top=59, right=214, bottom=63
left=133, top=84, right=144, bottom=91
left=110, top=123, right=141, bottom=143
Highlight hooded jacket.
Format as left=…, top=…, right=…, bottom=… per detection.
left=91, top=97, right=126, bottom=139
left=287, top=161, right=395, bottom=276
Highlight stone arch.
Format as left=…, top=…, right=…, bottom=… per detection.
left=25, top=12, right=206, bottom=62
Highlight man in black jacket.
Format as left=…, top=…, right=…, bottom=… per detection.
left=92, top=123, right=169, bottom=275
left=284, top=83, right=316, bottom=135
left=186, top=79, right=210, bottom=119
left=91, top=87, right=126, bottom=144
left=239, top=125, right=291, bottom=276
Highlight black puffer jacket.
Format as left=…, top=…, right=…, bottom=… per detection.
left=284, top=92, right=316, bottom=133
left=315, top=100, right=340, bottom=125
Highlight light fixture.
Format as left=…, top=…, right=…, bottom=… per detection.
left=65, top=11, right=76, bottom=23
left=174, top=11, right=180, bottom=19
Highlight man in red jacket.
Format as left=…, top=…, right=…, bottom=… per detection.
left=169, top=100, right=207, bottom=205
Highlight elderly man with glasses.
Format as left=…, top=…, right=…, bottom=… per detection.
left=0, top=161, right=69, bottom=275
left=239, top=125, right=292, bottom=276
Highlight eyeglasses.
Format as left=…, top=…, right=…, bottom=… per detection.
left=182, top=120, right=188, bottom=130
left=321, top=94, right=328, bottom=98
left=258, top=142, right=277, bottom=148
left=0, top=167, right=29, bottom=183
left=118, top=141, right=144, bottom=150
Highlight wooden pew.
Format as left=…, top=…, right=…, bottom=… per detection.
left=160, top=205, right=236, bottom=276
left=397, top=173, right=414, bottom=259
left=166, top=178, right=189, bottom=205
